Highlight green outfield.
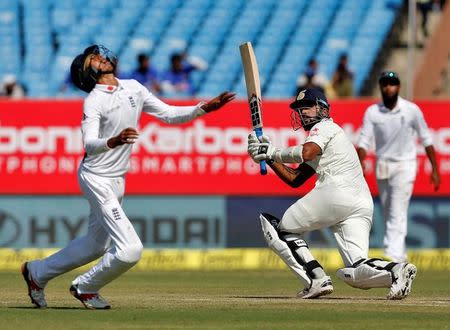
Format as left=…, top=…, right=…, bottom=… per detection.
left=1, top=270, right=449, bottom=329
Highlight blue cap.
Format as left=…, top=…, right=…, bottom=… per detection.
left=290, top=88, right=329, bottom=109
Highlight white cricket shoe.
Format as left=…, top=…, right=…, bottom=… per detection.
left=21, top=262, right=47, bottom=308
left=387, top=263, right=417, bottom=300
left=70, top=284, right=111, bottom=309
left=297, top=276, right=334, bottom=299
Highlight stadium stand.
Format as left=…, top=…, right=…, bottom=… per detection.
left=0, top=0, right=403, bottom=98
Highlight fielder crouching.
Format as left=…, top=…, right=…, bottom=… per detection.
left=248, top=88, right=417, bottom=299
left=20, top=44, right=235, bottom=309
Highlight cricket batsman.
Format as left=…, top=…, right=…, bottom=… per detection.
left=247, top=88, right=417, bottom=299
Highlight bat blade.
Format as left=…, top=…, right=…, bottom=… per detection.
left=239, top=41, right=267, bottom=175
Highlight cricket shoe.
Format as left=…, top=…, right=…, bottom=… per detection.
left=21, top=262, right=47, bottom=308
left=70, top=284, right=111, bottom=309
left=387, top=262, right=417, bottom=300
left=297, top=276, right=333, bottom=299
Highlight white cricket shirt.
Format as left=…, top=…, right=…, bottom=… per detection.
left=80, top=79, right=205, bottom=177
left=358, top=96, right=433, bottom=161
left=305, top=119, right=368, bottom=190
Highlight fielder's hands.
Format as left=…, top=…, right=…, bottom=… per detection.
left=107, top=127, right=139, bottom=148
left=430, top=168, right=441, bottom=191
left=247, top=132, right=276, bottom=163
left=201, top=91, right=236, bottom=113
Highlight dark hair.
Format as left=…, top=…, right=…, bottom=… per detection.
left=138, top=53, right=148, bottom=63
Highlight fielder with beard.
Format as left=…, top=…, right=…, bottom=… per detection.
left=357, top=71, right=441, bottom=263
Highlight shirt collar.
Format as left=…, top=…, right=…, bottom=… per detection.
left=94, top=79, right=122, bottom=93
left=378, top=96, right=404, bottom=113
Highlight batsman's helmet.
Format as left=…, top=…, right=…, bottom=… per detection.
left=70, top=45, right=118, bottom=93
left=289, top=88, right=330, bottom=131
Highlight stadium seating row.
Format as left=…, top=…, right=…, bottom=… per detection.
left=0, top=0, right=402, bottom=98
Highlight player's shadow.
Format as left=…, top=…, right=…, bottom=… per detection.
left=231, top=295, right=387, bottom=301
left=232, top=295, right=295, bottom=299
left=9, top=306, right=90, bottom=310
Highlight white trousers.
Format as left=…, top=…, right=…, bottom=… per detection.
left=279, top=182, right=373, bottom=267
left=30, top=168, right=143, bottom=293
left=376, top=160, right=416, bottom=262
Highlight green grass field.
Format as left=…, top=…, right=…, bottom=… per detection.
left=1, top=269, right=449, bottom=329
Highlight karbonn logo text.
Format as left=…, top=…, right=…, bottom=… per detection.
left=0, top=121, right=302, bottom=155
left=1, top=122, right=449, bottom=155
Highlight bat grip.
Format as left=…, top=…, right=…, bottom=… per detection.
left=254, top=127, right=267, bottom=175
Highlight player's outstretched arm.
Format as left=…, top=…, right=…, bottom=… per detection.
left=200, top=91, right=236, bottom=113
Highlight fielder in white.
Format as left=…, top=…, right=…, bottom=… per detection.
left=248, top=88, right=417, bottom=299
left=357, top=71, right=441, bottom=262
left=21, top=45, right=235, bottom=309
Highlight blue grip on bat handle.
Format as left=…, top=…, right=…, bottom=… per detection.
left=254, top=128, right=267, bottom=175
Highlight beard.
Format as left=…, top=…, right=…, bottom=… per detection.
left=382, top=92, right=398, bottom=108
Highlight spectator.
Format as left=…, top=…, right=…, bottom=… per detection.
left=0, top=74, right=25, bottom=98
left=160, top=52, right=208, bottom=96
left=128, top=53, right=161, bottom=95
left=295, top=59, right=329, bottom=96
left=416, top=0, right=432, bottom=38
left=331, top=54, right=353, bottom=98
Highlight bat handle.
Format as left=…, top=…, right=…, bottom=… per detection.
left=254, top=128, right=267, bottom=175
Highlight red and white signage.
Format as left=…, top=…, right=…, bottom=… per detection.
left=0, top=99, right=449, bottom=195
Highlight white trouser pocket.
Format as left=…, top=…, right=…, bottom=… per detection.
left=376, top=159, right=390, bottom=180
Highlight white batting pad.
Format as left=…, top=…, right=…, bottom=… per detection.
left=260, top=214, right=311, bottom=287
left=337, top=264, right=393, bottom=289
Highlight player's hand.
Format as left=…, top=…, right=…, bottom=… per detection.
left=247, top=132, right=275, bottom=163
left=107, top=127, right=139, bottom=148
left=430, top=169, right=441, bottom=191
left=201, top=91, right=236, bottom=113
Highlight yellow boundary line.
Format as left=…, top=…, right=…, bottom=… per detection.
left=1, top=248, right=450, bottom=271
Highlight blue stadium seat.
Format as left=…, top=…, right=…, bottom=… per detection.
left=0, top=0, right=402, bottom=98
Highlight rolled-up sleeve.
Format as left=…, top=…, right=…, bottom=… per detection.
left=413, top=106, right=433, bottom=147
left=141, top=85, right=205, bottom=124
left=358, top=107, right=374, bottom=150
left=81, top=98, right=110, bottom=155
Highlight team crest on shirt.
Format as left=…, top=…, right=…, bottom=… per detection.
left=310, top=127, right=319, bottom=136
left=128, top=96, right=136, bottom=108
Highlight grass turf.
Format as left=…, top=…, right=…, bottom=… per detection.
left=1, top=269, right=449, bottom=329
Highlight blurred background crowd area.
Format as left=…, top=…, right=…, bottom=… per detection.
left=0, top=0, right=448, bottom=100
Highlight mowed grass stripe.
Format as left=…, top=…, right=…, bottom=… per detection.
left=1, top=270, right=449, bottom=329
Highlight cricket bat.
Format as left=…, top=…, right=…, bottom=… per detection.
left=239, top=41, right=267, bottom=175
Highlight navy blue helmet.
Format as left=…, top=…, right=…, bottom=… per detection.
left=70, top=45, right=118, bottom=93
left=289, top=88, right=330, bottom=131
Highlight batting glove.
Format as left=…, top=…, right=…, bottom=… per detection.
left=247, top=132, right=276, bottom=163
